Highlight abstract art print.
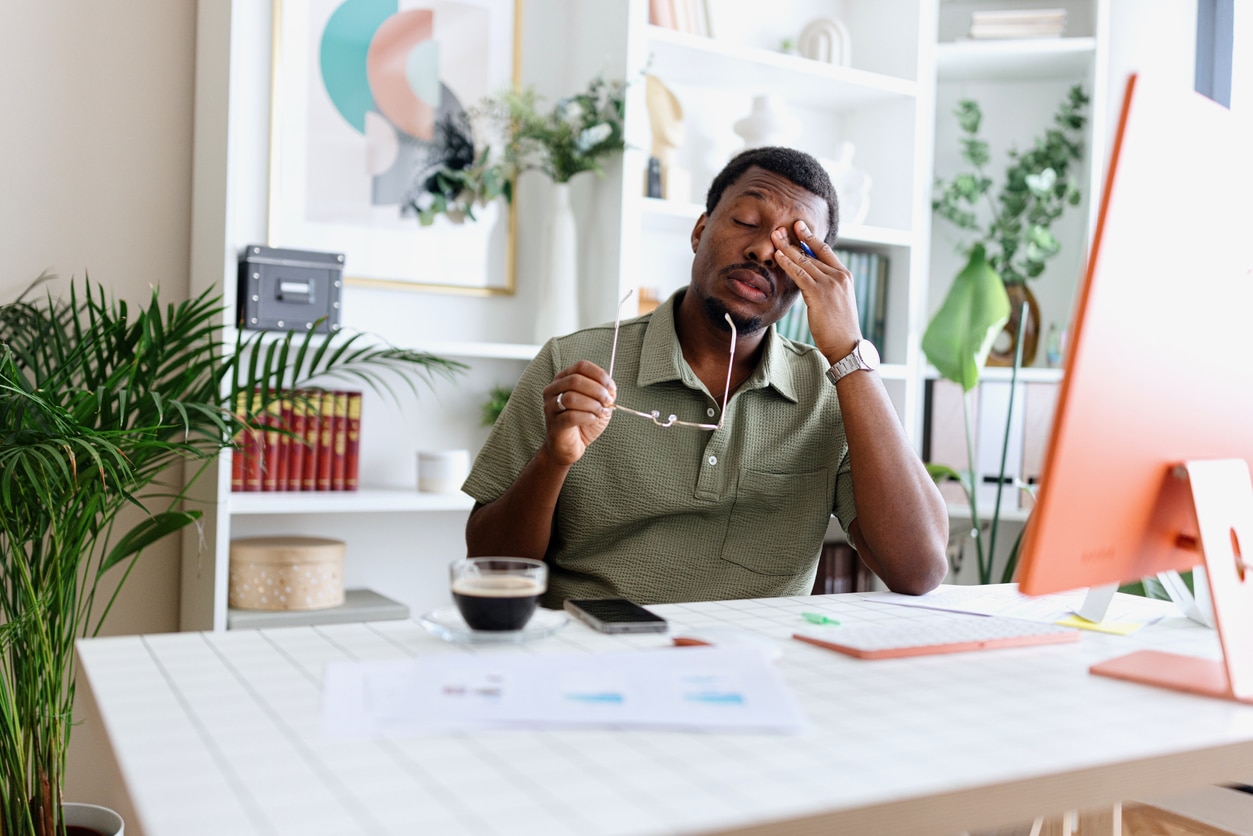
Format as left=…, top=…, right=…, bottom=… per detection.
left=269, top=0, right=519, bottom=293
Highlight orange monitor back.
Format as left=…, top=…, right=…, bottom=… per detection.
left=1014, top=73, right=1253, bottom=703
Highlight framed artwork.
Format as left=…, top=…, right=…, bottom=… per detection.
left=268, top=0, right=520, bottom=294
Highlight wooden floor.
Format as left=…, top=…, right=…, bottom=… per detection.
left=1121, top=803, right=1245, bottom=836
left=967, top=794, right=1253, bottom=836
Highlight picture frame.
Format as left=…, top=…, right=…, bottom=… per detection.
left=268, top=0, right=521, bottom=295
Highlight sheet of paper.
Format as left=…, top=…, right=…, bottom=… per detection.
left=859, top=584, right=1180, bottom=632
left=321, top=646, right=807, bottom=739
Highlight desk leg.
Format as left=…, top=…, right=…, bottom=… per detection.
left=1031, top=813, right=1068, bottom=836
left=1029, top=805, right=1120, bottom=836
left=1076, top=804, right=1120, bottom=835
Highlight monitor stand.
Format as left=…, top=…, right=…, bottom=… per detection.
left=1158, top=566, right=1215, bottom=628
left=1075, top=583, right=1118, bottom=623
left=1089, top=459, right=1253, bottom=704
left=1075, top=572, right=1213, bottom=628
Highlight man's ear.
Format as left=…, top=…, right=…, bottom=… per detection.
left=691, top=213, right=708, bottom=253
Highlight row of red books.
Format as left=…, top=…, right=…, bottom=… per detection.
left=231, top=389, right=362, bottom=492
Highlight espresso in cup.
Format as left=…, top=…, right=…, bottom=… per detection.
left=450, top=557, right=547, bottom=631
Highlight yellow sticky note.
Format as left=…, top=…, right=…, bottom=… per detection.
left=1055, top=615, right=1143, bottom=636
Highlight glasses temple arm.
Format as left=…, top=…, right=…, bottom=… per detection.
left=609, top=289, right=634, bottom=379
left=720, top=313, right=736, bottom=416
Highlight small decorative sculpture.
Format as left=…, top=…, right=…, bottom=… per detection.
left=798, top=17, right=851, bottom=66
left=644, top=74, right=691, bottom=201
left=732, top=94, right=801, bottom=151
left=821, top=141, right=871, bottom=226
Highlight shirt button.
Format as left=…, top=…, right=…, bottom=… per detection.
left=706, top=407, right=716, bottom=417
left=708, top=455, right=718, bottom=466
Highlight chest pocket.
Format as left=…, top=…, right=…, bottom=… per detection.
left=720, top=468, right=834, bottom=576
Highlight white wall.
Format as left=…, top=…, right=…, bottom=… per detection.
left=0, top=0, right=197, bottom=817
left=1, top=0, right=196, bottom=633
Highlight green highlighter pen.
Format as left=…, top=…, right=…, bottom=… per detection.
left=801, top=612, right=840, bottom=626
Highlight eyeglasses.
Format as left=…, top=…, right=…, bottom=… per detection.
left=607, top=290, right=737, bottom=430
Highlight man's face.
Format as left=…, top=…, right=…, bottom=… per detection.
left=689, top=166, right=830, bottom=334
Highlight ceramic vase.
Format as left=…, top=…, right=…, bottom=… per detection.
left=797, top=17, right=851, bottom=66
left=732, top=94, right=801, bottom=150
left=534, top=182, right=580, bottom=343
left=987, top=282, right=1041, bottom=367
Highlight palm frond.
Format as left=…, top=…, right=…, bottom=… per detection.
left=0, top=274, right=465, bottom=832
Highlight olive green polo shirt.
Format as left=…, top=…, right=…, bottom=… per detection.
left=462, top=290, right=857, bottom=607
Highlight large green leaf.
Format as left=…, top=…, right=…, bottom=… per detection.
left=921, top=244, right=1011, bottom=392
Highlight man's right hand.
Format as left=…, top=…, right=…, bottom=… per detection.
left=541, top=360, right=616, bottom=466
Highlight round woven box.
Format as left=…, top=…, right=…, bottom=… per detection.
left=228, top=536, right=345, bottom=611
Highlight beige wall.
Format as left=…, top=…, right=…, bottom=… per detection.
left=1, top=0, right=196, bottom=634
left=1, top=0, right=197, bottom=816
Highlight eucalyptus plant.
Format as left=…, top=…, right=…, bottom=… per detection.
left=932, top=84, right=1089, bottom=287
left=0, top=276, right=464, bottom=835
left=405, top=74, right=627, bottom=225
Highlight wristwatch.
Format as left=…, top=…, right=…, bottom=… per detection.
left=826, top=339, right=880, bottom=385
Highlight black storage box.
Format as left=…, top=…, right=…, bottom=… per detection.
left=237, top=245, right=344, bottom=333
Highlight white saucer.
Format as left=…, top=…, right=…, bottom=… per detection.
left=419, top=606, right=569, bottom=644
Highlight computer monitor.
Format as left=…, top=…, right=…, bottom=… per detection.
left=1014, top=73, right=1253, bottom=703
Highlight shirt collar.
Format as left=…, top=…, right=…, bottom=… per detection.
left=636, top=290, right=801, bottom=404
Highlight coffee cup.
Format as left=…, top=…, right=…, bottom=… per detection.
left=449, top=557, right=547, bottom=631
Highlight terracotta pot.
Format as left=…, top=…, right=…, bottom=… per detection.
left=987, top=282, right=1040, bottom=367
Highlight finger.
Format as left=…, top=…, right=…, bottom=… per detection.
left=772, top=227, right=822, bottom=287
left=546, top=367, right=615, bottom=410
left=793, top=220, right=841, bottom=266
left=544, top=382, right=612, bottom=421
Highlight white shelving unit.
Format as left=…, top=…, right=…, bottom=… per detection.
left=930, top=1, right=1111, bottom=361
left=927, top=0, right=1202, bottom=578
left=185, top=0, right=1196, bottom=628
left=184, top=0, right=940, bottom=631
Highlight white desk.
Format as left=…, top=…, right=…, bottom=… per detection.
left=76, top=589, right=1253, bottom=836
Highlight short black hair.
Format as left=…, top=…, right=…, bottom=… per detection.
left=705, top=146, right=839, bottom=245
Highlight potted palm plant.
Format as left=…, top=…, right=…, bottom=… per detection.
left=0, top=276, right=464, bottom=836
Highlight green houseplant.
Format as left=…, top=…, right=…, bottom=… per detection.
left=923, top=85, right=1089, bottom=584
left=930, top=84, right=1088, bottom=369
left=0, top=276, right=464, bottom=836
left=484, top=73, right=627, bottom=186
left=409, top=74, right=627, bottom=226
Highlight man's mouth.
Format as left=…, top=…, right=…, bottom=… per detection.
left=724, top=265, right=773, bottom=302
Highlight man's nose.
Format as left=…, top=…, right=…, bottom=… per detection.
left=744, top=233, right=778, bottom=268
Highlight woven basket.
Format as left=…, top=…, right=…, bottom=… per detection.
left=228, top=536, right=345, bottom=611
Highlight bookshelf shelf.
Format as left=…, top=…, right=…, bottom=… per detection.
left=406, top=340, right=539, bottom=361
left=937, top=37, right=1097, bottom=82
left=228, top=488, right=474, bottom=515
left=646, top=25, right=918, bottom=107
left=923, top=366, right=1064, bottom=385
left=947, top=503, right=1033, bottom=524
left=638, top=198, right=914, bottom=248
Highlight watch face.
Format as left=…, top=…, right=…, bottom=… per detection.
left=857, top=339, right=880, bottom=370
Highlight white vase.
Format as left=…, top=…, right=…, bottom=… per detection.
left=63, top=802, right=125, bottom=835
left=534, top=182, right=580, bottom=343
left=732, top=94, right=802, bottom=151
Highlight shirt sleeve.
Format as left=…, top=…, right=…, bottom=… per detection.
left=461, top=338, right=562, bottom=504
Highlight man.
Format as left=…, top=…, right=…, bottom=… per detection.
left=463, top=146, right=948, bottom=607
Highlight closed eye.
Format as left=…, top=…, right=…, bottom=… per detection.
left=733, top=219, right=756, bottom=228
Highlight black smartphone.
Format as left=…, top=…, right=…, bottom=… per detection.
left=563, top=598, right=668, bottom=634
